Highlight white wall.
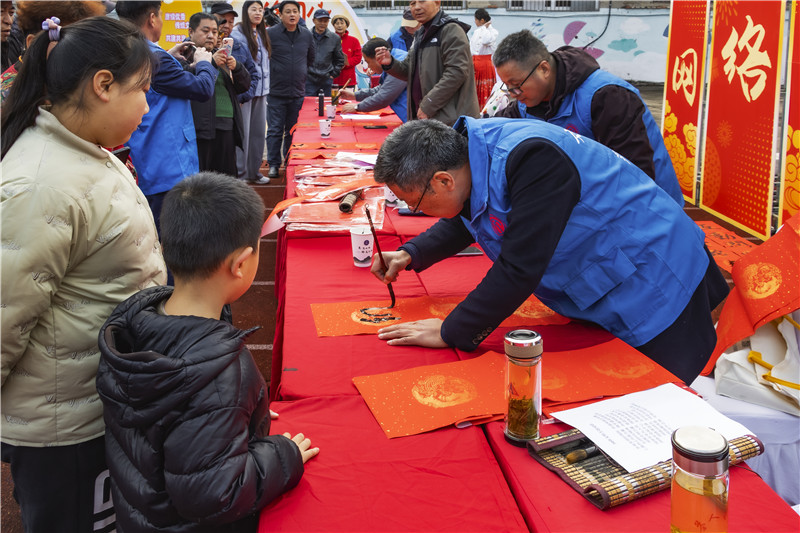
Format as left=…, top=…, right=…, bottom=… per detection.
left=352, top=8, right=672, bottom=82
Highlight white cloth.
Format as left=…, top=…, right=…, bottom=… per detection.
left=691, top=375, right=800, bottom=507
left=470, top=22, right=498, bottom=56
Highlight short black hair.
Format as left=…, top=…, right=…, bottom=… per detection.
left=374, top=120, right=469, bottom=191
left=278, top=0, right=300, bottom=13
left=474, top=8, right=490, bottom=22
left=362, top=37, right=389, bottom=59
left=160, top=173, right=266, bottom=280
left=115, top=1, right=162, bottom=28
left=189, top=12, right=216, bottom=32
left=493, top=29, right=551, bottom=70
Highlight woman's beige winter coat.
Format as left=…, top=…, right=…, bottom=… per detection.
left=1, top=108, right=166, bottom=447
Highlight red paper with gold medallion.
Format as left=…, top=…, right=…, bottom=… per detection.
left=779, top=0, right=800, bottom=226
left=700, top=0, right=786, bottom=239
left=662, top=0, right=710, bottom=203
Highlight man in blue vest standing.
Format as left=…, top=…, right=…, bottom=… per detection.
left=492, top=30, right=684, bottom=206
left=370, top=119, right=729, bottom=384
left=116, top=1, right=216, bottom=229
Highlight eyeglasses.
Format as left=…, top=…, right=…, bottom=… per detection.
left=409, top=177, right=432, bottom=214
left=501, top=61, right=542, bottom=97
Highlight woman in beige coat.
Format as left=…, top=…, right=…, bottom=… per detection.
left=1, top=17, right=166, bottom=531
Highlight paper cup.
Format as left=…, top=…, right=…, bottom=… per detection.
left=384, top=185, right=398, bottom=207
left=326, top=104, right=336, bottom=119
left=319, top=119, right=331, bottom=137
left=350, top=226, right=373, bottom=267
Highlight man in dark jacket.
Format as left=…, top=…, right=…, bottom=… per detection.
left=266, top=0, right=314, bottom=178
left=492, top=30, right=683, bottom=205
left=375, top=0, right=479, bottom=126
left=305, top=8, right=344, bottom=96
left=184, top=13, right=251, bottom=177
left=97, top=173, right=318, bottom=533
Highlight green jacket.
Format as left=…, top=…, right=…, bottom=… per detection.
left=386, top=10, right=479, bottom=125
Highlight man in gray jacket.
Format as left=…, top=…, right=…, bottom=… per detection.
left=306, top=8, right=345, bottom=96
left=375, top=0, right=479, bottom=126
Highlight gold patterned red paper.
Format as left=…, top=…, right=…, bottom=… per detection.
left=779, top=0, right=800, bottom=226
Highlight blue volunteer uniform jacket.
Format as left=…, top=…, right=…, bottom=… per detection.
left=517, top=69, right=684, bottom=205
left=456, top=116, right=707, bottom=347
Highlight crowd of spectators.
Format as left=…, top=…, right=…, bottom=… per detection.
left=0, top=1, right=689, bottom=531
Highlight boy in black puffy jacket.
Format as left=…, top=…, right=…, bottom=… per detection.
left=96, top=172, right=319, bottom=532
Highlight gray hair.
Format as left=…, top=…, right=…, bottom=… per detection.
left=493, top=30, right=551, bottom=69
left=374, top=120, right=469, bottom=191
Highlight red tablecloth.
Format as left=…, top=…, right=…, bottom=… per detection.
left=259, top=396, right=528, bottom=532
left=483, top=420, right=800, bottom=532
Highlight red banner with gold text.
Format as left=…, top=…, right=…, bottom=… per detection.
left=699, top=0, right=786, bottom=239
left=779, top=0, right=800, bottom=226
left=663, top=0, right=710, bottom=203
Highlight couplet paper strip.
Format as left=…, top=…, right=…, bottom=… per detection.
left=353, top=351, right=507, bottom=438
left=779, top=0, right=800, bottom=225
left=663, top=0, right=710, bottom=202
left=310, top=294, right=569, bottom=337
left=699, top=0, right=786, bottom=239
left=696, top=220, right=756, bottom=272
left=702, top=213, right=800, bottom=374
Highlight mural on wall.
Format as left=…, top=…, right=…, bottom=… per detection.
left=358, top=9, right=673, bottom=82
left=662, top=0, right=710, bottom=203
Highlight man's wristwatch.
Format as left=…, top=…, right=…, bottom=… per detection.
left=381, top=56, right=394, bottom=71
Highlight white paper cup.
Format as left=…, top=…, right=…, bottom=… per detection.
left=350, top=226, right=373, bottom=267
left=383, top=185, right=398, bottom=207
left=326, top=104, right=336, bottom=119
left=319, top=119, right=331, bottom=137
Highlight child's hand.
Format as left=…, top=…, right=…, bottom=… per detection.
left=284, top=432, right=320, bottom=464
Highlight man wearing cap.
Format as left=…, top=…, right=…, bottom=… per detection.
left=306, top=8, right=345, bottom=97
left=389, top=7, right=420, bottom=53
left=332, top=14, right=360, bottom=89
left=376, top=0, right=479, bottom=126
left=210, top=2, right=259, bottom=105
left=266, top=0, right=314, bottom=178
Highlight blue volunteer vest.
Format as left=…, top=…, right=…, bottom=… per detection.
left=455, top=116, right=708, bottom=347
left=517, top=69, right=684, bottom=205
left=380, top=49, right=408, bottom=122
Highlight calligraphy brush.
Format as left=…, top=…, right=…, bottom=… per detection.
left=364, top=204, right=395, bottom=308
left=331, top=78, right=351, bottom=106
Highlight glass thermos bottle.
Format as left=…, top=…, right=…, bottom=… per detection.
left=670, top=426, right=730, bottom=533
left=504, top=329, right=543, bottom=445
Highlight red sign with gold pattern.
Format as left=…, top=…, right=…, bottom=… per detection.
left=779, top=0, right=800, bottom=226
left=662, top=0, right=710, bottom=203
left=700, top=0, right=786, bottom=239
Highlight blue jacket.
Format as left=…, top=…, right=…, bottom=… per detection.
left=516, top=68, right=683, bottom=205
left=456, top=117, right=707, bottom=347
left=355, top=49, right=408, bottom=121
left=231, top=25, right=269, bottom=98
left=127, top=42, right=215, bottom=196
left=230, top=34, right=260, bottom=103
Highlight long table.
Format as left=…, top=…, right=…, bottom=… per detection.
left=260, top=99, right=800, bottom=532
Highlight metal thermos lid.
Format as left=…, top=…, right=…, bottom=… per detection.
left=672, top=426, right=729, bottom=477
left=504, top=329, right=543, bottom=360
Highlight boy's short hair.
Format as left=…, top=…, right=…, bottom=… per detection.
left=160, top=173, right=266, bottom=280
left=115, top=1, right=162, bottom=28
left=362, top=37, right=389, bottom=59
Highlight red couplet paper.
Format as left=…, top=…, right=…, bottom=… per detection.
left=700, top=0, right=786, bottom=239
left=779, top=0, right=800, bottom=226
left=353, top=351, right=507, bottom=438
left=696, top=220, right=756, bottom=272
left=662, top=0, right=710, bottom=202
left=310, top=294, right=569, bottom=337
left=703, top=213, right=800, bottom=374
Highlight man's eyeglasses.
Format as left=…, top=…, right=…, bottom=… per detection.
left=409, top=177, right=432, bottom=214
left=501, top=61, right=543, bottom=97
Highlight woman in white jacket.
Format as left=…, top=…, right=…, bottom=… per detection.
left=1, top=16, right=165, bottom=531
